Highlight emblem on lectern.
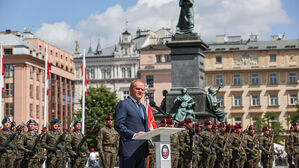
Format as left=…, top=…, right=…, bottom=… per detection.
left=161, top=145, right=169, bottom=159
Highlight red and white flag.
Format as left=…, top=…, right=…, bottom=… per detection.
left=0, top=43, right=4, bottom=94
left=45, top=47, right=49, bottom=95
left=145, top=96, right=157, bottom=130
left=82, top=51, right=87, bottom=96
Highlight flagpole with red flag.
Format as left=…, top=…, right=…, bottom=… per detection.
left=0, top=43, right=4, bottom=123
left=43, top=46, right=49, bottom=127
left=82, top=49, right=87, bottom=134
left=145, top=96, right=157, bottom=130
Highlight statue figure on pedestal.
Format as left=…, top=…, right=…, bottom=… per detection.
left=176, top=0, right=196, bottom=35
left=173, top=88, right=195, bottom=123
left=75, top=40, right=80, bottom=53
left=160, top=90, right=168, bottom=112
left=207, top=86, right=226, bottom=124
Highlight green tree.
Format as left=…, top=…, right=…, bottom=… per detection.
left=286, top=104, right=299, bottom=128
left=74, top=85, right=119, bottom=149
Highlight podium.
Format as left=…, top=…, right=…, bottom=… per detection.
left=133, top=127, right=184, bottom=168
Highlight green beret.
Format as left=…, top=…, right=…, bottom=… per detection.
left=74, top=120, right=81, bottom=125
left=50, top=118, right=60, bottom=125
left=2, top=117, right=11, bottom=124
left=27, top=119, right=37, bottom=126
left=11, top=121, right=16, bottom=127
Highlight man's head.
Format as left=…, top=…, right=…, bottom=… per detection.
left=219, top=122, right=226, bottom=132
left=208, top=87, right=214, bottom=94
left=50, top=118, right=60, bottom=130
left=2, top=117, right=11, bottom=129
left=195, top=121, right=202, bottom=131
left=262, top=126, right=269, bottom=134
left=294, top=122, right=299, bottom=131
left=162, top=90, right=168, bottom=97
left=11, top=121, right=16, bottom=131
left=129, top=80, right=145, bottom=101
left=105, top=115, right=113, bottom=126
left=160, top=118, right=167, bottom=127
left=248, top=125, right=255, bottom=134
left=204, top=120, right=212, bottom=130
left=212, top=124, right=218, bottom=133
left=27, top=119, right=37, bottom=131
left=74, top=120, right=82, bottom=131
left=167, top=118, right=174, bottom=128
left=185, top=118, right=193, bottom=129
left=181, top=88, right=187, bottom=95
left=235, top=123, right=242, bottom=133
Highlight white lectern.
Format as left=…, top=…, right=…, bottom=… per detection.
left=133, top=127, right=184, bottom=168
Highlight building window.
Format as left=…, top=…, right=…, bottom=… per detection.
left=234, top=117, right=242, bottom=124
left=233, top=74, right=241, bottom=85
left=107, top=69, right=111, bottom=79
left=36, top=86, right=40, bottom=100
left=146, top=75, right=154, bottom=87
left=216, top=96, right=224, bottom=107
left=4, top=49, right=12, bottom=55
left=4, top=64, right=14, bottom=77
left=252, top=95, right=260, bottom=106
left=5, top=83, right=14, bottom=97
left=215, top=74, right=223, bottom=85
left=234, top=96, right=242, bottom=106
left=87, top=68, right=95, bottom=79
left=216, top=56, right=222, bottom=63
left=269, top=73, right=277, bottom=84
left=121, top=67, right=126, bottom=78
left=290, top=94, right=297, bottom=105
left=30, top=104, right=33, bottom=117
left=270, top=94, right=278, bottom=106
left=36, top=69, right=40, bottom=81
left=4, top=103, right=14, bottom=116
left=124, top=48, right=128, bottom=55
left=251, top=73, right=259, bottom=85
left=30, top=84, right=33, bottom=98
left=156, top=55, right=162, bottom=63
left=289, top=72, right=297, bottom=83
left=123, top=90, right=129, bottom=100
left=30, top=66, right=34, bottom=79
left=270, top=54, right=276, bottom=62
left=36, top=105, right=39, bottom=119
left=165, top=55, right=171, bottom=62
left=127, top=67, right=131, bottom=78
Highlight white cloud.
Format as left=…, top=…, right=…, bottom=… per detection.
left=35, top=0, right=291, bottom=53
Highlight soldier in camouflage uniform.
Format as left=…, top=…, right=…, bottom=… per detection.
left=192, top=121, right=203, bottom=168
left=177, top=120, right=185, bottom=168
left=65, top=120, right=89, bottom=168
left=159, top=117, right=167, bottom=127
left=230, top=123, right=244, bottom=168
left=292, top=122, right=299, bottom=167
left=200, top=120, right=215, bottom=168
left=244, top=125, right=259, bottom=168
left=214, top=122, right=230, bottom=168
left=0, top=117, right=15, bottom=168
left=97, top=115, right=119, bottom=168
left=41, top=118, right=65, bottom=168
left=14, top=124, right=25, bottom=168
left=167, top=118, right=180, bottom=168
left=18, top=119, right=42, bottom=168
left=178, top=118, right=193, bottom=168
left=259, top=126, right=274, bottom=168
left=285, top=124, right=295, bottom=168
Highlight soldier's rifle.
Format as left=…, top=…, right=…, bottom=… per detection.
left=74, top=120, right=98, bottom=157
left=27, top=127, right=47, bottom=156
left=0, top=122, right=25, bottom=155
left=223, top=127, right=232, bottom=151
left=267, top=133, right=275, bottom=158
left=208, top=131, right=218, bottom=150
left=236, top=126, right=248, bottom=155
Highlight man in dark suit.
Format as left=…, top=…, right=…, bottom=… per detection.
left=114, top=80, right=150, bottom=168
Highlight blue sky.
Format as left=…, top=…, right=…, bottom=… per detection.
left=0, top=0, right=298, bottom=52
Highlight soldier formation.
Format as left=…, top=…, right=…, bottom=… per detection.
left=0, top=115, right=298, bottom=168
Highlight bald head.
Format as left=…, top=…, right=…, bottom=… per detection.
left=129, top=80, right=145, bottom=101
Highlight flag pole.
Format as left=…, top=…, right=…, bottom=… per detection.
left=82, top=49, right=86, bottom=134
left=0, top=42, right=3, bottom=125
left=43, top=46, right=48, bottom=127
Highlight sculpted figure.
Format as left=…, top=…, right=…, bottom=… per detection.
left=207, top=86, right=226, bottom=124
left=75, top=40, right=80, bottom=53
left=173, top=88, right=195, bottom=123
left=176, top=0, right=195, bottom=35
left=160, top=90, right=168, bottom=112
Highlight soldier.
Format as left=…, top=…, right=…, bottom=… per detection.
left=177, top=120, right=185, bottom=168
left=230, top=123, right=244, bottom=168
left=292, top=122, right=299, bottom=167
left=192, top=121, right=203, bottom=168
left=168, top=118, right=180, bottom=168
left=65, top=120, right=89, bottom=168
left=18, top=119, right=42, bottom=168
left=285, top=124, right=295, bottom=168
left=259, top=126, right=274, bottom=168
left=97, top=115, right=119, bottom=168
left=41, top=118, right=65, bottom=168
left=14, top=124, right=25, bottom=168
left=0, top=117, right=15, bottom=168
left=214, top=122, right=230, bottom=168
left=200, top=120, right=215, bottom=168
left=244, top=125, right=259, bottom=168
left=178, top=118, right=193, bottom=168
left=159, top=117, right=167, bottom=127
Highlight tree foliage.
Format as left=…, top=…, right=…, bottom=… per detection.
left=74, top=85, right=119, bottom=149
left=285, top=104, right=299, bottom=126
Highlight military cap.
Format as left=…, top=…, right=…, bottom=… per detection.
left=27, top=119, right=38, bottom=126
left=219, top=122, right=226, bottom=127
left=212, top=124, right=218, bottom=128
left=105, top=115, right=113, bottom=120
left=91, top=148, right=94, bottom=151
left=291, top=122, right=298, bottom=127
left=167, top=118, right=174, bottom=125
left=195, top=121, right=202, bottom=127
left=185, top=118, right=192, bottom=123
left=262, top=126, right=269, bottom=131
left=11, top=121, right=16, bottom=127
left=204, top=119, right=212, bottom=126
left=74, top=120, right=81, bottom=125
left=235, top=123, right=242, bottom=129
left=50, top=118, right=60, bottom=124
left=161, top=118, right=167, bottom=123
left=248, top=125, right=255, bottom=130
left=2, top=117, right=11, bottom=124
left=177, top=120, right=185, bottom=128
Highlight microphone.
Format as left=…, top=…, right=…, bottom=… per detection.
left=149, top=101, right=170, bottom=117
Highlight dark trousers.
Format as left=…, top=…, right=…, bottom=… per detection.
left=119, top=144, right=147, bottom=168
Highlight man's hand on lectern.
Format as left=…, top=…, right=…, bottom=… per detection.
left=134, top=131, right=145, bottom=138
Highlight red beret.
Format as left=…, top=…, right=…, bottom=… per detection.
left=105, top=115, right=113, bottom=120
left=219, top=122, right=226, bottom=127
left=204, top=120, right=212, bottom=126
left=91, top=148, right=94, bottom=151
left=235, top=123, right=242, bottom=129
left=161, top=118, right=167, bottom=123
left=185, top=118, right=192, bottom=123
left=195, top=121, right=202, bottom=126
left=248, top=125, right=254, bottom=130
left=167, top=118, right=174, bottom=125
left=212, top=124, right=218, bottom=128
left=262, top=126, right=269, bottom=131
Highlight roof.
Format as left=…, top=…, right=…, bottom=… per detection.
left=207, top=39, right=299, bottom=52
left=0, top=34, right=36, bottom=50
left=140, top=44, right=170, bottom=51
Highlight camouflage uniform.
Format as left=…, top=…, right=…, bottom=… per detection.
left=292, top=130, right=299, bottom=168
left=0, top=128, right=15, bottom=168
left=200, top=129, right=216, bottom=168
left=145, top=141, right=155, bottom=168
left=65, top=129, right=89, bottom=168
left=177, top=129, right=185, bottom=168
left=259, top=131, right=274, bottom=168
left=14, top=133, right=24, bottom=168
left=178, top=129, right=193, bottom=167
left=97, top=125, right=119, bottom=168
left=170, top=132, right=180, bottom=168
left=214, top=130, right=230, bottom=168
left=41, top=129, right=65, bottom=168
left=230, top=132, right=243, bottom=168
left=244, top=132, right=260, bottom=168
left=192, top=130, right=203, bottom=168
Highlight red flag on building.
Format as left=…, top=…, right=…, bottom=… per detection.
left=45, top=48, right=49, bottom=95
left=82, top=52, right=87, bottom=96
left=0, top=43, right=4, bottom=94
left=145, top=97, right=157, bottom=130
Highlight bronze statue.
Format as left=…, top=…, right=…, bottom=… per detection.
left=160, top=90, right=168, bottom=112
left=176, top=0, right=195, bottom=35
left=173, top=88, right=195, bottom=123
left=207, top=86, right=226, bottom=124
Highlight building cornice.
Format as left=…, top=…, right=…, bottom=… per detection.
left=205, top=66, right=299, bottom=72
left=73, top=78, right=137, bottom=84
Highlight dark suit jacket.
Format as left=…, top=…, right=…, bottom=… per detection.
left=114, top=96, right=150, bottom=159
